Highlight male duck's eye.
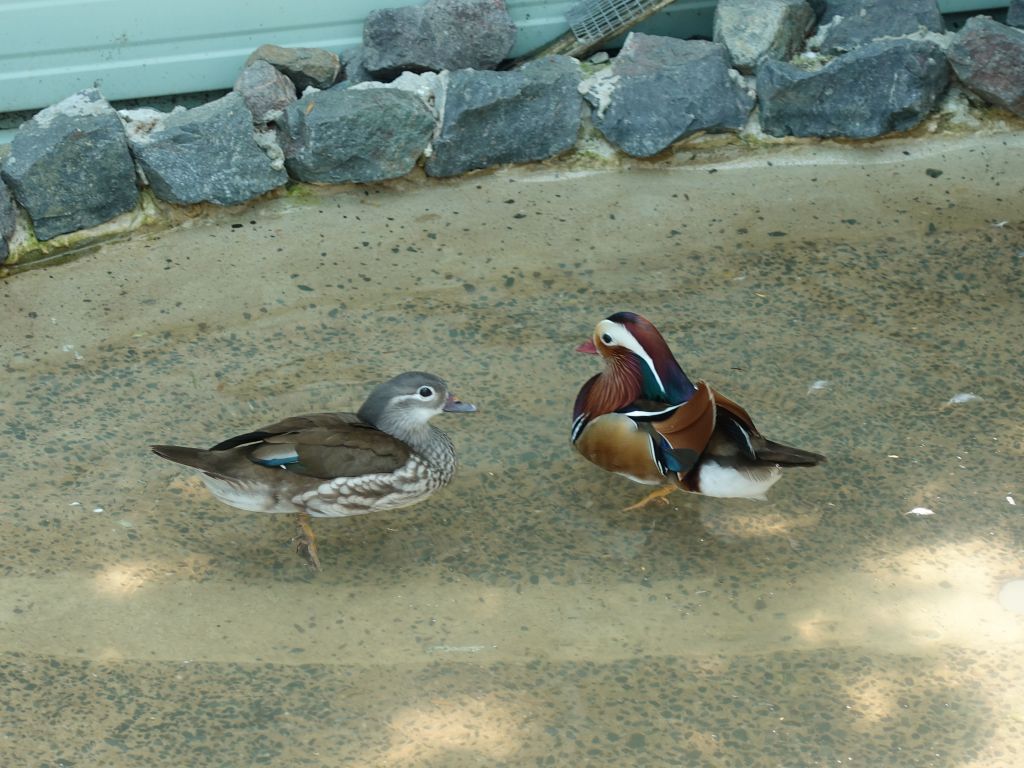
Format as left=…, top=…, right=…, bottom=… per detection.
left=418, top=386, right=434, bottom=398
left=600, top=333, right=613, bottom=344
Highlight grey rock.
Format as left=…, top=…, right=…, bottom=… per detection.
left=584, top=34, right=755, bottom=158
left=128, top=92, right=287, bottom=205
left=1009, top=0, right=1024, bottom=29
left=948, top=16, right=1024, bottom=117
left=758, top=38, right=949, bottom=138
left=0, top=179, right=15, bottom=263
left=353, top=72, right=445, bottom=118
left=246, top=44, right=341, bottom=91
left=278, top=87, right=435, bottom=183
left=714, top=0, right=816, bottom=74
left=0, top=89, right=138, bottom=241
left=340, top=47, right=375, bottom=85
left=806, top=0, right=827, bottom=17
left=426, top=56, right=582, bottom=178
left=234, top=60, right=298, bottom=122
left=814, top=0, right=944, bottom=54
left=363, top=0, right=517, bottom=77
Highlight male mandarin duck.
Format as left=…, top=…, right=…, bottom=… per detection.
left=152, top=371, right=475, bottom=569
left=572, top=312, right=824, bottom=508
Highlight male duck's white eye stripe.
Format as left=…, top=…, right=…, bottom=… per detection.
left=600, top=320, right=665, bottom=396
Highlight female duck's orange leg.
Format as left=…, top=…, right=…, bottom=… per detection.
left=293, top=512, right=321, bottom=570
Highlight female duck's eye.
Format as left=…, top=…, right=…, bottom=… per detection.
left=600, top=333, right=613, bottom=344
left=418, top=386, right=434, bottom=398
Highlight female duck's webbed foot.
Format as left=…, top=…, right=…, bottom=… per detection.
left=622, top=485, right=678, bottom=512
left=293, top=512, right=321, bottom=571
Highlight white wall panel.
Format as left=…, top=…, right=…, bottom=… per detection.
left=0, top=1, right=1007, bottom=114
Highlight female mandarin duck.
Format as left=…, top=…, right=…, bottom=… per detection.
left=152, top=372, right=475, bottom=569
left=572, top=313, right=824, bottom=509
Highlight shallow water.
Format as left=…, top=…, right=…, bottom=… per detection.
left=2, top=135, right=1023, bottom=767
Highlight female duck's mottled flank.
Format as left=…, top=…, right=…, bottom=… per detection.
left=152, top=372, right=476, bottom=569
left=572, top=312, right=824, bottom=509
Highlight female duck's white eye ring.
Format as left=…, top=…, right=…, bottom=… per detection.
left=418, top=386, right=434, bottom=398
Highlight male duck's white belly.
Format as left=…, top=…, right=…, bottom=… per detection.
left=695, top=460, right=782, bottom=500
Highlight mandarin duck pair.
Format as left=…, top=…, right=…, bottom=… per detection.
left=153, top=314, right=823, bottom=569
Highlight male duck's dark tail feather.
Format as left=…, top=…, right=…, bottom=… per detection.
left=755, top=440, right=826, bottom=466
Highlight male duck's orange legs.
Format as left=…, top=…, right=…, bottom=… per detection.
left=622, top=485, right=678, bottom=511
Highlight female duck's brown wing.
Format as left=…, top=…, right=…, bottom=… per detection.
left=209, top=412, right=362, bottom=451
left=213, top=413, right=412, bottom=479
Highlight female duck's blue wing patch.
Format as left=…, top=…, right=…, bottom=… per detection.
left=250, top=444, right=300, bottom=467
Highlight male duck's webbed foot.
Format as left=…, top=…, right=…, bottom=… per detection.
left=622, top=485, right=678, bottom=512
left=293, top=512, right=321, bottom=571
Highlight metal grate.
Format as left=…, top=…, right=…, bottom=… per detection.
left=565, top=0, right=663, bottom=44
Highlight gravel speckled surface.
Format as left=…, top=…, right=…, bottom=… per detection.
left=2, top=135, right=1023, bottom=767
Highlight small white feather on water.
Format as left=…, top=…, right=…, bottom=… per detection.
left=906, top=507, right=934, bottom=517
left=807, top=380, right=829, bottom=394
left=947, top=393, right=981, bottom=404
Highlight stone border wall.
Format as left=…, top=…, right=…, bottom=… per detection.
left=1, top=0, right=1022, bottom=271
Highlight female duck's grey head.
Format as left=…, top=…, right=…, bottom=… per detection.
left=357, top=371, right=476, bottom=435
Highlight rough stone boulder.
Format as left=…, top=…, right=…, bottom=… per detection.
left=713, top=0, right=816, bottom=74
left=812, top=0, right=944, bottom=54
left=758, top=38, right=948, bottom=138
left=0, top=180, right=14, bottom=263
left=340, top=47, right=375, bottom=85
left=277, top=87, right=436, bottom=183
left=234, top=60, right=298, bottom=123
left=351, top=72, right=445, bottom=120
left=0, top=89, right=138, bottom=241
left=126, top=92, right=288, bottom=206
left=245, top=44, right=341, bottom=92
left=363, top=0, right=517, bottom=78
left=582, top=33, right=754, bottom=158
left=947, top=16, right=1024, bottom=117
left=1009, top=0, right=1024, bottom=29
left=426, top=56, right=581, bottom=178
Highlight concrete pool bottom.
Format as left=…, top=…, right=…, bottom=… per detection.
left=1, top=134, right=1022, bottom=766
